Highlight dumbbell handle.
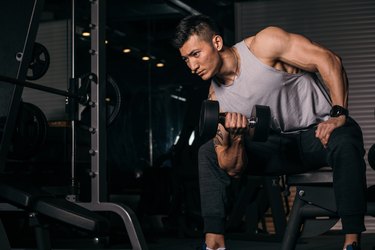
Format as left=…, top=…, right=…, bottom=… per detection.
left=219, top=113, right=258, bottom=128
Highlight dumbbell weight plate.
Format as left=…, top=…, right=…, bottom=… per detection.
left=199, top=100, right=219, bottom=140
left=249, top=105, right=271, bottom=142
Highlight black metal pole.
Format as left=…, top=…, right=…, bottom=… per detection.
left=66, top=0, right=78, bottom=203
left=0, top=75, right=80, bottom=100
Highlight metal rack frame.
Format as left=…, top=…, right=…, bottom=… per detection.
left=73, top=1, right=148, bottom=249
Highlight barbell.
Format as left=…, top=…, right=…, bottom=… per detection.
left=199, top=100, right=271, bottom=142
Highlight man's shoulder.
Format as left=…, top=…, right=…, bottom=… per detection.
left=245, top=26, right=289, bottom=51
left=254, top=26, right=287, bottom=41
left=242, top=26, right=281, bottom=48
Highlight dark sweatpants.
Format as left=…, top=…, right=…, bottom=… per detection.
left=198, top=117, right=367, bottom=234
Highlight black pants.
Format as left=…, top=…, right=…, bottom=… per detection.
left=198, top=117, right=367, bottom=234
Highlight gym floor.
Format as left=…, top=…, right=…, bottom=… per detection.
left=42, top=232, right=375, bottom=250
left=146, top=233, right=375, bottom=250
left=4, top=215, right=375, bottom=249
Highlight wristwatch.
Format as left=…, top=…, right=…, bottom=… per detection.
left=330, top=105, right=349, bottom=118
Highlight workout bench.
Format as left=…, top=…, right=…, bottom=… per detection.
left=281, top=162, right=375, bottom=250
left=0, top=180, right=110, bottom=249
left=280, top=167, right=338, bottom=250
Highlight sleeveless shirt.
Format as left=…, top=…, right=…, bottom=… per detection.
left=213, top=40, right=332, bottom=134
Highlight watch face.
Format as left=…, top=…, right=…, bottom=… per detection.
left=330, top=105, right=348, bottom=117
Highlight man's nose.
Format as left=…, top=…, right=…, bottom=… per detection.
left=189, top=61, right=199, bottom=73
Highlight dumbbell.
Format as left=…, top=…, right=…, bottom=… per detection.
left=199, top=100, right=271, bottom=142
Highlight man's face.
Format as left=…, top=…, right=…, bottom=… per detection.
left=179, top=34, right=221, bottom=81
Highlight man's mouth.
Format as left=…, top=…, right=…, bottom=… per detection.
left=197, top=70, right=204, bottom=77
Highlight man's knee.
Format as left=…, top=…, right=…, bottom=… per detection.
left=198, top=140, right=216, bottom=160
left=328, top=122, right=364, bottom=152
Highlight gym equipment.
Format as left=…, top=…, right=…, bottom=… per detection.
left=281, top=166, right=375, bottom=250
left=7, top=102, right=48, bottom=160
left=281, top=168, right=338, bottom=250
left=26, top=42, right=50, bottom=80
left=78, top=74, right=122, bottom=126
left=0, top=0, right=108, bottom=249
left=0, top=0, right=147, bottom=249
left=75, top=1, right=147, bottom=248
left=199, top=100, right=271, bottom=142
left=0, top=181, right=110, bottom=249
left=106, top=75, right=122, bottom=125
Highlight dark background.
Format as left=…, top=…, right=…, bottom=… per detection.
left=59, top=0, right=237, bottom=172
left=24, top=1, right=237, bottom=170
left=9, top=0, right=240, bottom=214
left=2, top=1, right=375, bottom=248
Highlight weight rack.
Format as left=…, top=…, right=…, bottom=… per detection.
left=72, top=0, right=148, bottom=249
left=0, top=0, right=148, bottom=249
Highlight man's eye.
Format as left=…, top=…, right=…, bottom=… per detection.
left=193, top=52, right=200, bottom=57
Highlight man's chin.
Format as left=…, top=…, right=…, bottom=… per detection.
left=200, top=73, right=211, bottom=81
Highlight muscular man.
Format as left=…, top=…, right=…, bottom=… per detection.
left=173, top=15, right=366, bottom=250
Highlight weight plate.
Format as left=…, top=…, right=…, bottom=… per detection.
left=8, top=102, right=48, bottom=160
left=199, top=100, right=219, bottom=140
left=26, top=42, right=50, bottom=80
left=251, top=105, right=271, bottom=142
left=106, top=75, right=122, bottom=126
left=78, top=74, right=122, bottom=126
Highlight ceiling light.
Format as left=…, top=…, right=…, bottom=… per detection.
left=122, top=48, right=131, bottom=53
left=170, top=94, right=186, bottom=102
left=142, top=56, right=150, bottom=61
left=82, top=31, right=90, bottom=37
left=156, top=62, right=165, bottom=68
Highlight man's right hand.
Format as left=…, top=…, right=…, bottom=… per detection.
left=223, top=112, right=248, bottom=139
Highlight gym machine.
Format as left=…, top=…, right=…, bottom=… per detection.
left=0, top=0, right=147, bottom=249
left=73, top=1, right=147, bottom=249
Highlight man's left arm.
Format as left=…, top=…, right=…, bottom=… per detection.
left=254, top=27, right=348, bottom=146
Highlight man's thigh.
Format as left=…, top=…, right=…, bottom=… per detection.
left=245, top=128, right=328, bottom=175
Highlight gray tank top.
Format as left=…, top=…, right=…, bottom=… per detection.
left=213, top=40, right=332, bottom=134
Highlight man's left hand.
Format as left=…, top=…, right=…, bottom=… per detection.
left=315, top=115, right=346, bottom=147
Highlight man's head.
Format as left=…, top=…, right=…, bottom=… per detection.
left=173, top=15, right=224, bottom=81
left=173, top=14, right=221, bottom=49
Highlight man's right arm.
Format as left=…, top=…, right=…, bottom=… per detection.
left=208, top=84, right=248, bottom=177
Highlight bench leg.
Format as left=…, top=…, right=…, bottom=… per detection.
left=29, top=213, right=51, bottom=250
left=0, top=219, right=11, bottom=250
left=281, top=192, right=305, bottom=250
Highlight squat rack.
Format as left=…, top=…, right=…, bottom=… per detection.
left=73, top=1, right=147, bottom=249
left=0, top=1, right=148, bottom=249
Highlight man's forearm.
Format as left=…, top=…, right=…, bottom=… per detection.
left=318, top=54, right=348, bottom=108
left=214, top=135, right=248, bottom=177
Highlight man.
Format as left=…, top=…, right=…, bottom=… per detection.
left=173, top=14, right=366, bottom=250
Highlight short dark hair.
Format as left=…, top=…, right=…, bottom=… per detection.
left=172, top=14, right=220, bottom=49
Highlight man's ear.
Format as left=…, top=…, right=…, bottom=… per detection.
left=212, top=35, right=223, bottom=51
